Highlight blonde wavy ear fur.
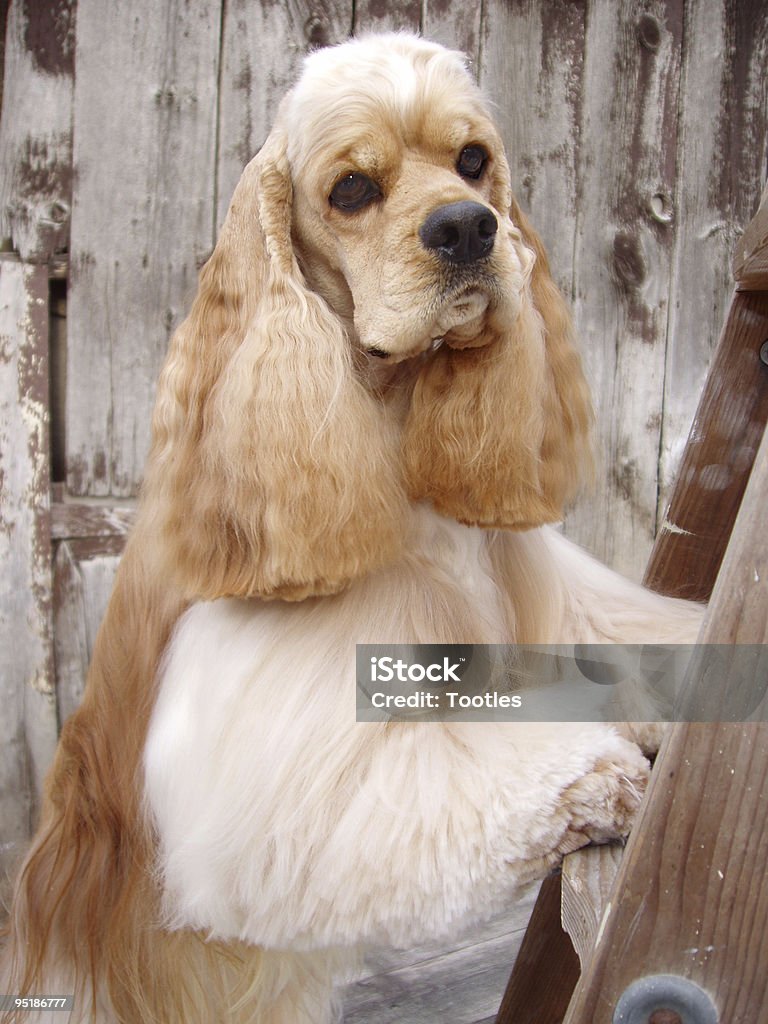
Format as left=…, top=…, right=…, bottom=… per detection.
left=403, top=198, right=593, bottom=529
left=143, top=116, right=408, bottom=600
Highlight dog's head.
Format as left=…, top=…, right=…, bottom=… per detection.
left=285, top=36, right=530, bottom=361
left=144, top=34, right=593, bottom=600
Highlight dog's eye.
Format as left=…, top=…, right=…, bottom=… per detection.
left=329, top=173, right=381, bottom=212
left=457, top=145, right=488, bottom=181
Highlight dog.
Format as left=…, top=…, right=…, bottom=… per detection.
left=1, top=33, right=703, bottom=1023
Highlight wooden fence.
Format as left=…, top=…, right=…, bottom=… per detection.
left=0, top=0, right=766, bottom=889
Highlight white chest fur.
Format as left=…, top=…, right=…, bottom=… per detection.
left=143, top=508, right=663, bottom=950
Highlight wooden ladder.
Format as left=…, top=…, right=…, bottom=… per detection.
left=496, top=187, right=768, bottom=1024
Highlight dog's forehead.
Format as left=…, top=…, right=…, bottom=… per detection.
left=285, top=34, right=490, bottom=172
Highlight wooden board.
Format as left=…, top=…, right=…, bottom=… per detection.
left=65, top=0, right=222, bottom=497
left=645, top=289, right=768, bottom=600
left=353, top=1, right=420, bottom=36
left=422, top=1, right=481, bottom=54
left=495, top=871, right=581, bottom=1024
left=564, top=424, right=768, bottom=1024
left=564, top=0, right=684, bottom=579
left=0, top=257, right=58, bottom=888
left=216, top=0, right=354, bottom=232
left=658, top=0, right=768, bottom=527
left=564, top=722, right=768, bottom=1024
left=342, top=888, right=539, bottom=1024
left=734, top=183, right=768, bottom=290
left=53, top=539, right=122, bottom=724
left=0, top=0, right=75, bottom=261
left=480, top=0, right=586, bottom=298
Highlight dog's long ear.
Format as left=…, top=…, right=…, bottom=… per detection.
left=141, top=118, right=408, bottom=600
left=402, top=198, right=593, bottom=530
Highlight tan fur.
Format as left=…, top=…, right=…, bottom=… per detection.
left=145, top=121, right=410, bottom=602
left=403, top=198, right=593, bottom=528
left=3, top=530, right=184, bottom=1021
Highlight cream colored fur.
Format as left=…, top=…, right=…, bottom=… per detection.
left=2, top=33, right=702, bottom=1024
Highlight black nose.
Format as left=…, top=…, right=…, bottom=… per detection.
left=419, top=201, right=497, bottom=265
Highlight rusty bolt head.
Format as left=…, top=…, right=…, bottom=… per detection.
left=648, top=1010, right=683, bottom=1024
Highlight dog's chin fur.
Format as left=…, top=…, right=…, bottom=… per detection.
left=1, top=33, right=704, bottom=1024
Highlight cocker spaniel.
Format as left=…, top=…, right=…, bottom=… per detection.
left=2, top=33, right=702, bottom=1024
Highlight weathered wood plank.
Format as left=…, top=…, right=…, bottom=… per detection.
left=734, top=183, right=768, bottom=291
left=66, top=0, right=222, bottom=498
left=343, top=932, right=521, bottom=1024
left=564, top=426, right=768, bottom=1024
left=353, top=0, right=420, bottom=36
left=644, top=289, right=768, bottom=601
left=0, top=0, right=75, bottom=262
left=495, top=871, right=581, bottom=1024
left=560, top=844, right=623, bottom=971
left=53, top=539, right=123, bottom=724
left=342, top=890, right=539, bottom=1024
left=564, top=721, right=768, bottom=1024
left=658, top=0, right=768, bottom=525
left=557, top=242, right=768, bottom=1011
left=479, top=0, right=586, bottom=299
left=216, top=0, right=353, bottom=231
left=52, top=540, right=89, bottom=726
left=695, top=422, right=768, bottom=648
left=565, top=0, right=684, bottom=579
left=51, top=498, right=136, bottom=540
left=0, top=256, right=58, bottom=886
left=423, top=0, right=481, bottom=55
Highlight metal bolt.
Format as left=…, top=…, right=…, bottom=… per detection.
left=613, top=975, right=718, bottom=1024
left=759, top=339, right=768, bottom=366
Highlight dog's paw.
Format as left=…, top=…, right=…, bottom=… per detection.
left=555, top=737, right=650, bottom=854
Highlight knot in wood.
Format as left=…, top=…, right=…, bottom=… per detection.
left=612, top=232, right=647, bottom=288
left=637, top=14, right=662, bottom=52
left=304, top=13, right=330, bottom=48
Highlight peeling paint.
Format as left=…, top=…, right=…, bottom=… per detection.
left=0, top=260, right=54, bottom=698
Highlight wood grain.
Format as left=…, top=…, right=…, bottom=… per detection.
left=734, top=184, right=768, bottom=291
left=495, top=872, right=581, bottom=1024
left=423, top=0, right=481, bottom=54
left=658, top=0, right=768, bottom=524
left=644, top=289, right=768, bottom=601
left=480, top=0, right=586, bottom=299
left=564, top=425, right=768, bottom=1024
left=216, top=0, right=353, bottom=232
left=0, top=257, right=58, bottom=886
left=353, top=0, right=420, bottom=36
left=563, top=723, right=768, bottom=1024
left=342, top=888, right=539, bottom=1024
left=0, top=0, right=75, bottom=261
left=53, top=540, right=122, bottom=724
left=565, top=0, right=685, bottom=579
left=560, top=844, right=624, bottom=971
left=65, top=0, right=221, bottom=497
left=50, top=499, right=136, bottom=541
